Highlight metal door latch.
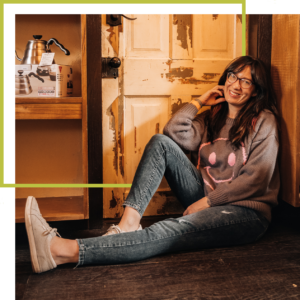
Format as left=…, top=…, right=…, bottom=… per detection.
left=106, top=14, right=137, bottom=27
left=102, top=57, right=121, bottom=79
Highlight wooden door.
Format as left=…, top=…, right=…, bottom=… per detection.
left=102, top=14, right=242, bottom=218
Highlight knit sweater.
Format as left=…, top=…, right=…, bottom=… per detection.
left=163, top=103, right=280, bottom=222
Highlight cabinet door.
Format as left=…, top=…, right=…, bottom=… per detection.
left=102, top=14, right=242, bottom=218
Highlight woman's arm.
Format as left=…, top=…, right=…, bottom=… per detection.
left=163, top=103, right=204, bottom=151
left=163, top=86, right=226, bottom=151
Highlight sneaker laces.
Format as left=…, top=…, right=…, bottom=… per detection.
left=30, top=212, right=62, bottom=238
left=43, top=227, right=61, bottom=238
left=106, top=224, right=123, bottom=234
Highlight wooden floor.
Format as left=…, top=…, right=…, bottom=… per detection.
left=16, top=203, right=300, bottom=300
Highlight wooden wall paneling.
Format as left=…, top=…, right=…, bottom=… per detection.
left=81, top=15, right=89, bottom=219
left=235, top=14, right=242, bottom=57
left=257, top=15, right=272, bottom=70
left=246, top=15, right=250, bottom=55
left=87, top=15, right=103, bottom=228
left=271, top=15, right=300, bottom=207
left=247, top=15, right=272, bottom=69
left=247, top=15, right=259, bottom=58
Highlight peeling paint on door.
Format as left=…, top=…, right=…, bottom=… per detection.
left=110, top=190, right=119, bottom=209
left=117, top=66, right=125, bottom=178
left=179, top=77, right=218, bottom=85
left=202, top=73, right=221, bottom=80
left=168, top=76, right=176, bottom=83
left=106, top=96, right=125, bottom=177
left=165, top=59, right=173, bottom=72
left=212, top=14, right=219, bottom=20
left=106, top=104, right=118, bottom=173
left=106, top=104, right=116, bottom=132
left=106, top=26, right=119, bottom=55
left=164, top=63, right=219, bottom=85
left=173, top=15, right=178, bottom=25
left=173, top=15, right=193, bottom=50
left=166, top=67, right=193, bottom=79
left=106, top=27, right=115, bottom=46
left=119, top=122, right=125, bottom=177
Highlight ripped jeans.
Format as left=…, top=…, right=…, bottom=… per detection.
left=76, top=134, right=269, bottom=266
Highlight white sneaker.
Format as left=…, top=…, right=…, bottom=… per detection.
left=25, top=196, right=61, bottom=273
left=103, top=224, right=142, bottom=236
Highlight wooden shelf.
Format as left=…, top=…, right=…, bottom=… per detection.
left=16, top=196, right=85, bottom=223
left=15, top=97, right=83, bottom=104
left=16, top=103, right=82, bottom=119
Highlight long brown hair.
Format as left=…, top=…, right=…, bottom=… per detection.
left=204, top=56, right=279, bottom=148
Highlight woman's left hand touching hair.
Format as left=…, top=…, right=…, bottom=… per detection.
left=183, top=197, right=210, bottom=216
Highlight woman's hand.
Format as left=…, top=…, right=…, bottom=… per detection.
left=192, top=85, right=226, bottom=109
left=183, top=197, right=210, bottom=216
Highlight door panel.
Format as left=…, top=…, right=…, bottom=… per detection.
left=124, top=96, right=170, bottom=184
left=102, top=14, right=242, bottom=218
left=194, top=15, right=233, bottom=59
left=126, top=14, right=169, bottom=58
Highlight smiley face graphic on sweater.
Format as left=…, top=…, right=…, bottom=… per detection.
left=198, top=138, right=247, bottom=192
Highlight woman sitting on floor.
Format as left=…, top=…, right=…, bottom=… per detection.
left=25, top=55, right=280, bottom=273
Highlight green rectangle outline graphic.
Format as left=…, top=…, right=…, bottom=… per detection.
left=0, top=0, right=246, bottom=188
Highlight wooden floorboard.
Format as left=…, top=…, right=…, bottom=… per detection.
left=16, top=217, right=300, bottom=300
left=21, top=255, right=300, bottom=300
left=16, top=262, right=32, bottom=300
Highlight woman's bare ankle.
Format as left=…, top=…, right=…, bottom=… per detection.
left=50, top=236, right=79, bottom=265
left=118, top=207, right=141, bottom=232
left=118, top=220, right=141, bottom=232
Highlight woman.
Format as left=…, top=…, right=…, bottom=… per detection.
left=25, top=56, right=280, bottom=273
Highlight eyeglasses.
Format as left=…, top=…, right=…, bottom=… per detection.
left=227, top=72, right=254, bottom=89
